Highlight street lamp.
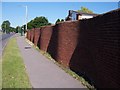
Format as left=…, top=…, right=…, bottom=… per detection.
left=22, top=5, right=28, bottom=32
left=20, top=5, right=28, bottom=36
left=24, top=5, right=28, bottom=31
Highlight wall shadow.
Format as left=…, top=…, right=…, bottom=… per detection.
left=47, top=24, right=59, bottom=60
left=37, top=28, right=41, bottom=49
left=69, top=19, right=97, bottom=88
left=33, top=29, right=35, bottom=44
left=34, top=28, right=41, bottom=46
left=69, top=9, right=120, bottom=88
left=40, top=26, right=53, bottom=51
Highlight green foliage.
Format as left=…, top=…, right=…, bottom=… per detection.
left=1, top=20, right=11, bottom=33
left=61, top=19, right=64, bottom=22
left=1, top=20, right=17, bottom=34
left=21, top=25, right=26, bottom=34
left=2, top=38, right=31, bottom=88
left=55, top=19, right=64, bottom=24
left=55, top=19, right=61, bottom=24
left=27, top=16, right=51, bottom=29
left=23, top=25, right=26, bottom=33
left=9, top=27, right=16, bottom=32
left=15, top=26, right=21, bottom=33
left=78, top=6, right=93, bottom=14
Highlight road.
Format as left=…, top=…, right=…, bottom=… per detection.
left=0, top=33, right=15, bottom=57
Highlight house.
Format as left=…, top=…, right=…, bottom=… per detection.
left=65, top=10, right=98, bottom=21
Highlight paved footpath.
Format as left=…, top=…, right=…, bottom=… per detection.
left=17, top=36, right=87, bottom=88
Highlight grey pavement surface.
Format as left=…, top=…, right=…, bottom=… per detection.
left=17, top=36, right=87, bottom=88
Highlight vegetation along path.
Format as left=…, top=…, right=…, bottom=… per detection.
left=2, top=35, right=31, bottom=88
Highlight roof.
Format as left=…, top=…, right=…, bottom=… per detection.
left=66, top=8, right=120, bottom=21
left=69, top=10, right=99, bottom=16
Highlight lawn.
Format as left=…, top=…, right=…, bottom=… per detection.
left=2, top=37, right=31, bottom=88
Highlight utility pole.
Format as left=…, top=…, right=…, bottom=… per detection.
left=18, top=5, right=28, bottom=35
left=21, top=5, right=28, bottom=36
left=25, top=5, right=28, bottom=31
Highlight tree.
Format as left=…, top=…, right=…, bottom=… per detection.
left=23, top=25, right=26, bottom=33
left=9, top=27, right=15, bottom=32
left=55, top=19, right=64, bottom=24
left=78, top=6, right=93, bottom=14
left=27, top=20, right=34, bottom=29
left=15, top=26, right=18, bottom=33
left=61, top=19, right=64, bottom=22
left=55, top=19, right=61, bottom=24
left=15, top=26, right=21, bottom=33
left=27, top=16, right=51, bottom=29
left=1, top=20, right=11, bottom=33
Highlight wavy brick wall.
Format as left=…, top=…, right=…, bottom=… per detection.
left=47, top=25, right=59, bottom=60
left=30, top=28, right=35, bottom=42
left=29, top=29, right=32, bottom=41
left=26, top=9, right=120, bottom=88
left=26, top=30, right=30, bottom=40
left=34, top=28, right=41, bottom=46
left=48, top=21, right=80, bottom=66
left=69, top=9, right=120, bottom=88
left=40, top=26, right=53, bottom=51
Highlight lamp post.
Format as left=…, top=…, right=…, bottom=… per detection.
left=24, top=5, right=28, bottom=31
left=18, top=5, right=28, bottom=36
left=21, top=5, right=28, bottom=36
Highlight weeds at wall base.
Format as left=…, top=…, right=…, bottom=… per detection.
left=25, top=38, right=96, bottom=90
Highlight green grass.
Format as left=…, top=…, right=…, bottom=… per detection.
left=2, top=37, right=32, bottom=88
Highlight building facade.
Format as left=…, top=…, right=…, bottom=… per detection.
left=66, top=10, right=98, bottom=21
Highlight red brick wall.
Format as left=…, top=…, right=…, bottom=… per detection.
left=34, top=28, right=41, bottom=46
left=27, top=9, right=120, bottom=88
left=26, top=30, right=30, bottom=40
left=29, top=29, right=32, bottom=41
left=54, top=21, right=80, bottom=66
left=40, top=25, right=53, bottom=51
left=26, top=31, right=28, bottom=38
left=30, top=28, right=35, bottom=42
left=69, top=9, right=120, bottom=88
left=47, top=25, right=59, bottom=60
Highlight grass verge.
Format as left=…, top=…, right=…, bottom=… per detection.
left=26, top=39, right=95, bottom=90
left=2, top=37, right=31, bottom=88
